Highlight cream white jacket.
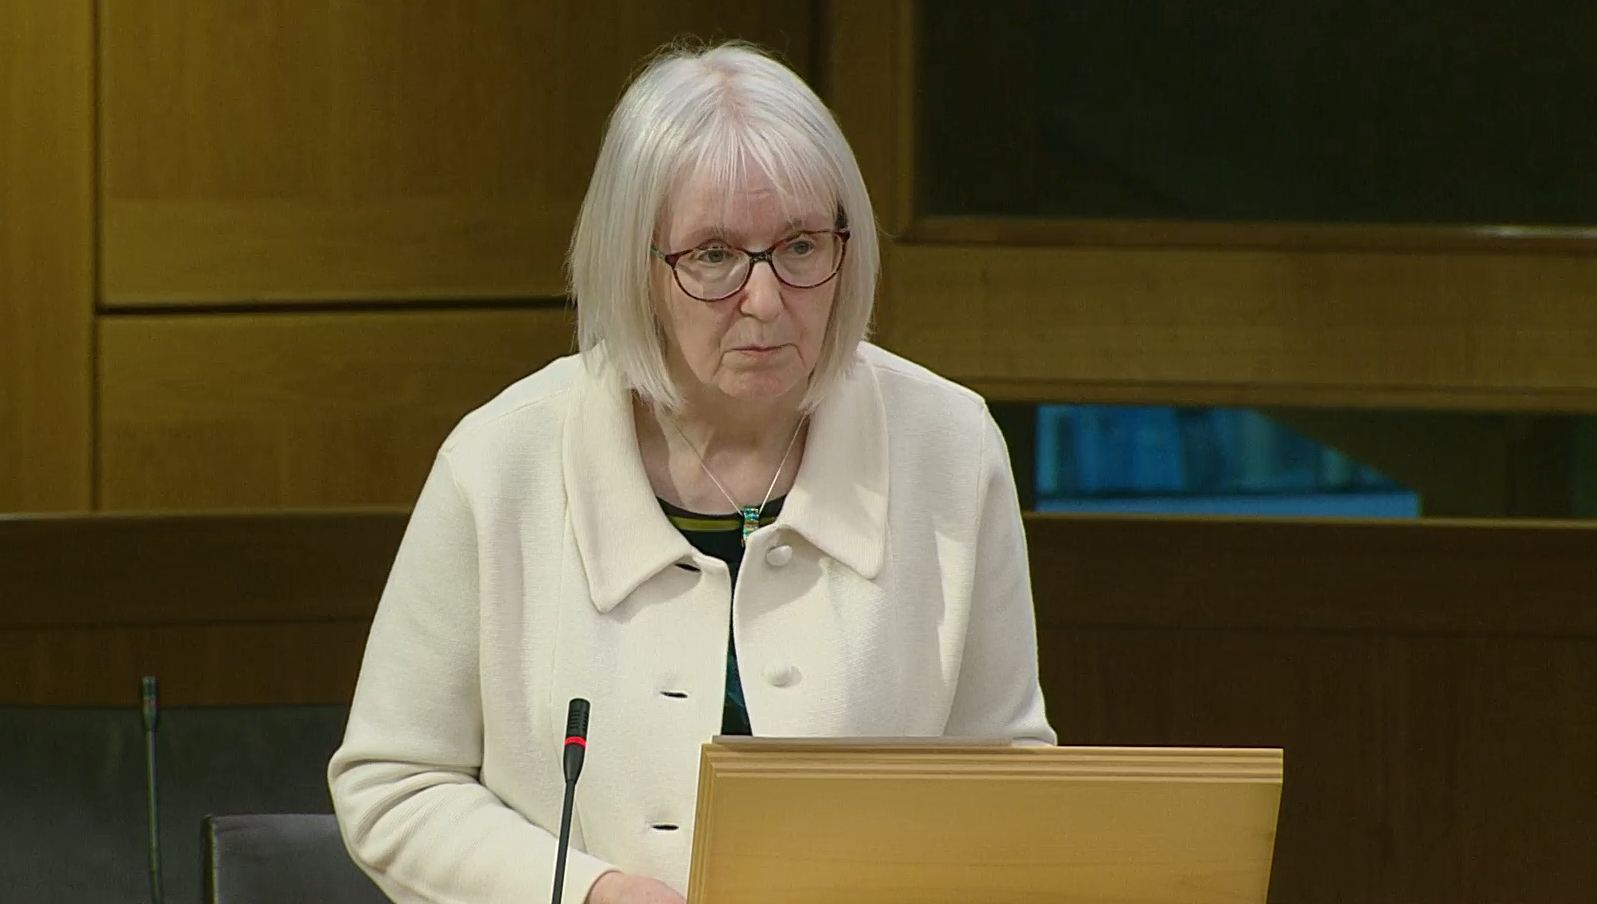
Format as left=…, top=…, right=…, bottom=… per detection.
left=328, top=342, right=1056, bottom=904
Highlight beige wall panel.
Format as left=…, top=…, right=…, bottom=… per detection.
left=100, top=0, right=815, bottom=306
left=0, top=1, right=94, bottom=511
left=885, top=243, right=1597, bottom=411
left=98, top=308, right=577, bottom=509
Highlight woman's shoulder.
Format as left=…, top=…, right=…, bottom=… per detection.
left=854, top=341, right=989, bottom=424
left=435, top=350, right=591, bottom=459
left=845, top=342, right=1007, bottom=484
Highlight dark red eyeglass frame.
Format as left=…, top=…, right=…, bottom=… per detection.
left=650, top=228, right=851, bottom=302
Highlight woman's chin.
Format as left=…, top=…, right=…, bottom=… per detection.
left=714, top=369, right=809, bottom=403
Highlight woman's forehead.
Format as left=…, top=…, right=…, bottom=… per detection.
left=665, top=170, right=832, bottom=243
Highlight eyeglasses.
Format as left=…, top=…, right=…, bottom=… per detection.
left=651, top=229, right=850, bottom=302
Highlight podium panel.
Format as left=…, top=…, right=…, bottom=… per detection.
left=689, top=741, right=1283, bottom=904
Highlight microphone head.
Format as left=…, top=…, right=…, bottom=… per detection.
left=562, top=698, right=591, bottom=784
left=141, top=676, right=160, bottom=729
left=565, top=698, right=591, bottom=742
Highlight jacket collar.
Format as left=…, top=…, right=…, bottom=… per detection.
left=776, top=356, right=889, bottom=580
left=564, top=351, right=889, bottom=614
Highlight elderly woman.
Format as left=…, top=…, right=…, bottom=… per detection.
left=328, top=40, right=1055, bottom=904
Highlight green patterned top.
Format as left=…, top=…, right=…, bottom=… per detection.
left=658, top=496, right=786, bottom=736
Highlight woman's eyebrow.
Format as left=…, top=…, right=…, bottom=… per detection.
left=672, top=226, right=731, bottom=248
left=676, top=219, right=825, bottom=248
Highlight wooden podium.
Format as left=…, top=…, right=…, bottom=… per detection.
left=687, top=739, right=1283, bottom=904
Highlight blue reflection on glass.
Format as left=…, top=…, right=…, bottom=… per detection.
left=1036, top=406, right=1419, bottom=518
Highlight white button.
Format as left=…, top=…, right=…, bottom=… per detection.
left=765, top=663, right=797, bottom=687
left=764, top=544, right=793, bottom=567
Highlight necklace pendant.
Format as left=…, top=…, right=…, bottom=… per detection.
left=740, top=506, right=760, bottom=546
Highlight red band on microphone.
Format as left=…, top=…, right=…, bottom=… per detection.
left=565, top=736, right=587, bottom=748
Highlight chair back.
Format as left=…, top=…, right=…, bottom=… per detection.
left=202, top=813, right=388, bottom=904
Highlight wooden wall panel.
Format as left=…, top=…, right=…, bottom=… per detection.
left=886, top=242, right=1597, bottom=411
left=1031, top=515, right=1597, bottom=638
left=98, top=308, right=578, bottom=509
left=99, top=0, right=815, bottom=306
left=824, top=2, right=914, bottom=236
left=0, top=510, right=403, bottom=628
left=0, top=510, right=402, bottom=706
left=0, top=621, right=374, bottom=708
left=7, top=508, right=1597, bottom=898
left=825, top=2, right=914, bottom=343
left=0, top=0, right=94, bottom=512
left=1031, top=515, right=1597, bottom=902
left=1045, top=630, right=1597, bottom=903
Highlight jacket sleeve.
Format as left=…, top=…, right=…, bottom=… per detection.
left=943, top=407, right=1059, bottom=746
left=327, top=452, right=617, bottom=903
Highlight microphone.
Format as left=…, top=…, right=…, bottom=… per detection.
left=140, top=676, right=164, bottom=904
left=551, top=698, right=591, bottom=904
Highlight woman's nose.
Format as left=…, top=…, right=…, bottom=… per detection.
left=739, top=259, right=785, bottom=319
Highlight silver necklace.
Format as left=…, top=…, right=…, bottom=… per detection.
left=667, top=414, right=805, bottom=546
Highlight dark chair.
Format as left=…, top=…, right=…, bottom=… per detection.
left=202, top=813, right=390, bottom=904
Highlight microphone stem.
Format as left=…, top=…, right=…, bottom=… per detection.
left=144, top=718, right=162, bottom=904
left=551, top=778, right=578, bottom=904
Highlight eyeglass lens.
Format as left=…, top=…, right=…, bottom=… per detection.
left=673, top=232, right=843, bottom=301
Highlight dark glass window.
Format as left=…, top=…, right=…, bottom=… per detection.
left=919, top=1, right=1597, bottom=226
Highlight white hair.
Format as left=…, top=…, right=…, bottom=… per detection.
left=567, top=40, right=880, bottom=412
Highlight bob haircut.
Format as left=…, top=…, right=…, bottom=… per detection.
left=567, top=40, right=880, bottom=412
